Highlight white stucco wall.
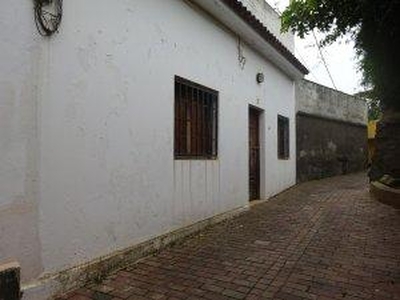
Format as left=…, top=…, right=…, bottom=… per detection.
left=0, top=0, right=297, bottom=289
left=0, top=0, right=43, bottom=283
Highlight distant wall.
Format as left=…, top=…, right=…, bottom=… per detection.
left=296, top=80, right=367, bottom=124
left=296, top=80, right=368, bottom=182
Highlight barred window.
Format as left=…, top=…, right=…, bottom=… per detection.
left=278, top=115, right=290, bottom=159
left=174, top=76, right=218, bottom=159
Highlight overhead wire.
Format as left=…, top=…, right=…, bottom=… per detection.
left=295, top=48, right=320, bottom=82
left=311, top=30, right=338, bottom=90
left=271, top=1, right=329, bottom=85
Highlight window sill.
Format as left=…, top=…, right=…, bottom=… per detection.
left=174, top=156, right=218, bottom=160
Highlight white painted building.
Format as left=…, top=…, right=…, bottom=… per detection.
left=0, top=0, right=307, bottom=298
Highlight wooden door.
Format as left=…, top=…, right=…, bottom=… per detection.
left=249, top=108, right=260, bottom=201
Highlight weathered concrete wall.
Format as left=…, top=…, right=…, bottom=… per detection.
left=297, top=113, right=367, bottom=182
left=296, top=80, right=368, bottom=182
left=238, top=0, right=294, bottom=52
left=296, top=79, right=367, bottom=124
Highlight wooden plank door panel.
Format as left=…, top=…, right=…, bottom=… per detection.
left=249, top=108, right=260, bottom=201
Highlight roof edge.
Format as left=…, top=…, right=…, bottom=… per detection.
left=221, top=0, right=308, bottom=75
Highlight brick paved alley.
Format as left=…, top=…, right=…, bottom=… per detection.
left=58, top=173, right=400, bottom=300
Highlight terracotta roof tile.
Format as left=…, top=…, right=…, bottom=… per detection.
left=222, top=0, right=309, bottom=74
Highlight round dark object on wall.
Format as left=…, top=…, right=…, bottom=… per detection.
left=256, top=72, right=265, bottom=84
left=34, top=0, right=63, bottom=36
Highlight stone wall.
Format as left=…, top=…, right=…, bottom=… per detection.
left=296, top=80, right=368, bottom=182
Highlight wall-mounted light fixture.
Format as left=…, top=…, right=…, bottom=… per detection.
left=256, top=72, right=265, bottom=84
left=34, top=0, right=63, bottom=36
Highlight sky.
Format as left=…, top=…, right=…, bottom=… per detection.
left=267, top=0, right=364, bottom=95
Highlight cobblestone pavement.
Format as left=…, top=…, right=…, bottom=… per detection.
left=58, top=173, right=400, bottom=300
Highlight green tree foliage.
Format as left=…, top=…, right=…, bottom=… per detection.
left=281, top=0, right=400, bottom=111
left=355, top=90, right=382, bottom=121
left=367, top=97, right=382, bottom=121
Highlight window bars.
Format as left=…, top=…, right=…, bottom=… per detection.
left=174, top=76, right=218, bottom=159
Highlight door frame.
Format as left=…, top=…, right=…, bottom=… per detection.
left=248, top=105, right=264, bottom=201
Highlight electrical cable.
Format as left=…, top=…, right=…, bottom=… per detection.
left=295, top=49, right=320, bottom=82
left=312, top=30, right=338, bottom=90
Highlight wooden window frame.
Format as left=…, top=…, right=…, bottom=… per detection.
left=174, top=76, right=218, bottom=160
left=278, top=115, right=290, bottom=160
